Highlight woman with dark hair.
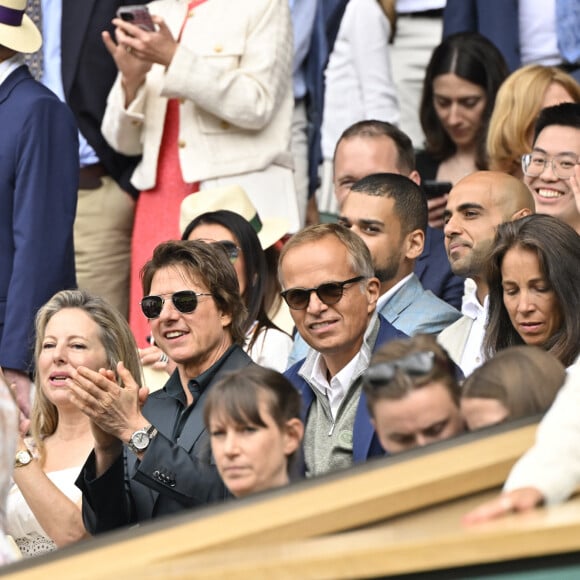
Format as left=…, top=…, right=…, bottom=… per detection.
left=483, top=214, right=580, bottom=368
left=461, top=346, right=566, bottom=431
left=417, top=32, right=508, bottom=227
left=184, top=210, right=291, bottom=370
left=203, top=366, right=304, bottom=498
left=142, top=210, right=292, bottom=375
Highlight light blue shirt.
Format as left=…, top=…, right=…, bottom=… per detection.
left=289, top=0, right=317, bottom=99
left=41, top=0, right=98, bottom=167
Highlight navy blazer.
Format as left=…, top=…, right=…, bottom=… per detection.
left=285, top=315, right=407, bottom=465
left=443, top=0, right=520, bottom=71
left=61, top=0, right=142, bottom=195
left=415, top=226, right=464, bottom=311
left=0, top=65, right=78, bottom=372
left=78, top=346, right=253, bottom=534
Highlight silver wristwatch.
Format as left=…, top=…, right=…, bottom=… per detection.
left=127, top=424, right=158, bottom=455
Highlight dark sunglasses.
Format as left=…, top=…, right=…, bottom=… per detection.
left=140, top=290, right=212, bottom=319
left=280, top=276, right=365, bottom=310
left=362, top=351, right=436, bottom=388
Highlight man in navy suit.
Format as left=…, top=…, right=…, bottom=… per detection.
left=0, top=1, right=78, bottom=416
left=34, top=0, right=144, bottom=319
left=332, top=120, right=465, bottom=311
left=443, top=0, right=580, bottom=82
left=281, top=224, right=407, bottom=477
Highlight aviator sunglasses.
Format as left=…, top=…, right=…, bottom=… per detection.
left=140, top=290, right=212, bottom=319
left=361, top=351, right=436, bottom=389
left=280, top=276, right=365, bottom=310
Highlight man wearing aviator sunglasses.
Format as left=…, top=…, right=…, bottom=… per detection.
left=281, top=224, right=407, bottom=477
left=522, top=103, right=580, bottom=235
left=73, top=241, right=254, bottom=533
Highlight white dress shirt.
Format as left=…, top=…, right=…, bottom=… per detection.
left=459, top=284, right=488, bottom=376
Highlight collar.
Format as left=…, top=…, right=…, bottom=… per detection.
left=299, top=310, right=380, bottom=382
left=462, top=282, right=489, bottom=320
left=376, top=273, right=413, bottom=311
left=0, top=54, right=24, bottom=86
left=165, top=344, right=238, bottom=405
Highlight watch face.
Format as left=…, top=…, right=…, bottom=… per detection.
left=16, top=450, right=32, bottom=465
left=131, top=430, right=150, bottom=450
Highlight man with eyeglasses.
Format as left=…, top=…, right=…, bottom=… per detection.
left=281, top=224, right=407, bottom=477
left=360, top=335, right=464, bottom=455
left=522, top=102, right=580, bottom=234
left=72, top=241, right=253, bottom=533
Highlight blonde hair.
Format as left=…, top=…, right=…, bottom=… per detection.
left=31, top=290, right=143, bottom=464
left=487, top=65, right=580, bottom=175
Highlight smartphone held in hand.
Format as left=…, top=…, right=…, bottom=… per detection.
left=116, top=5, right=155, bottom=31
left=422, top=180, right=452, bottom=200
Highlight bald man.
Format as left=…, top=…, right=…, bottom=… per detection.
left=438, top=171, right=535, bottom=376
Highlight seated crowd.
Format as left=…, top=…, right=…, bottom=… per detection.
left=2, top=0, right=580, bottom=566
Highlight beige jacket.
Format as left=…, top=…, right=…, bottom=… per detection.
left=102, top=0, right=294, bottom=190
left=437, top=314, right=475, bottom=369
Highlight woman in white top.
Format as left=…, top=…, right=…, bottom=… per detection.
left=6, top=290, right=143, bottom=557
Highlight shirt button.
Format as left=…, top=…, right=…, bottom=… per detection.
left=178, top=140, right=186, bottom=148
left=213, top=44, right=223, bottom=53
left=188, top=9, right=194, bottom=17
left=220, top=120, right=230, bottom=130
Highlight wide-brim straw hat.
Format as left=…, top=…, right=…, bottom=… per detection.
left=0, top=0, right=42, bottom=54
left=180, top=185, right=289, bottom=249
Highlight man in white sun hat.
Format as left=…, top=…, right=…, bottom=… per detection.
left=0, top=0, right=79, bottom=421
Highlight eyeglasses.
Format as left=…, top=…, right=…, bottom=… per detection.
left=280, top=276, right=365, bottom=310
left=361, top=351, right=436, bottom=389
left=140, top=290, right=212, bottom=319
left=521, top=152, right=580, bottom=179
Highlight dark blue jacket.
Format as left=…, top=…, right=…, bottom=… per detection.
left=0, top=65, right=78, bottom=372
left=285, top=315, right=406, bottom=465
left=443, top=0, right=520, bottom=71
